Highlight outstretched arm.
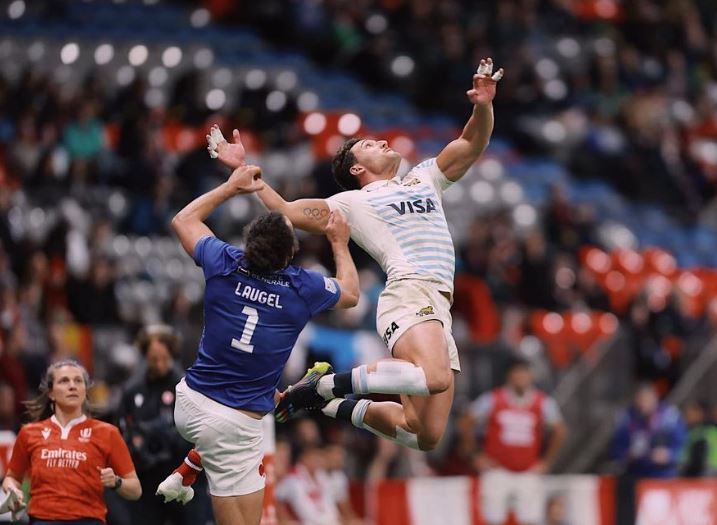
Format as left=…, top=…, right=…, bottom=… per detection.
left=257, top=184, right=331, bottom=234
left=171, top=165, right=264, bottom=257
left=207, top=125, right=331, bottom=234
left=325, top=211, right=359, bottom=308
left=436, top=58, right=503, bottom=182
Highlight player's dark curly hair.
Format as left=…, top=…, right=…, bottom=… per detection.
left=244, top=212, right=296, bottom=274
left=331, top=137, right=362, bottom=191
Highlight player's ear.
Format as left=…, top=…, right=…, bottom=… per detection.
left=349, top=164, right=365, bottom=177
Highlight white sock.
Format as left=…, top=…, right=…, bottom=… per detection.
left=362, top=423, right=421, bottom=450
left=321, top=398, right=421, bottom=450
left=317, top=375, right=336, bottom=400
left=321, top=398, right=343, bottom=418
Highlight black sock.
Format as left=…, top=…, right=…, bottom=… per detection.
left=335, top=399, right=359, bottom=424
left=332, top=372, right=353, bottom=398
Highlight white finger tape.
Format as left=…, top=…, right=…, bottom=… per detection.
left=491, top=70, right=504, bottom=82
left=209, top=127, right=225, bottom=145
left=477, top=62, right=493, bottom=76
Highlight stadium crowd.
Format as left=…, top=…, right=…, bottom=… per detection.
left=1, top=0, right=717, bottom=523
left=228, top=0, right=717, bottom=218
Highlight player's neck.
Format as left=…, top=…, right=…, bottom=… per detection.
left=360, top=169, right=396, bottom=188
left=53, top=407, right=84, bottom=426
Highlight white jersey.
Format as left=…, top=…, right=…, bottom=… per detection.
left=327, top=158, right=456, bottom=295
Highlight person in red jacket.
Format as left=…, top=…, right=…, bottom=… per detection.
left=0, top=359, right=141, bottom=524
left=470, top=357, right=567, bottom=525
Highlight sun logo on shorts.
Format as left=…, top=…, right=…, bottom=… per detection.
left=416, top=306, right=434, bottom=317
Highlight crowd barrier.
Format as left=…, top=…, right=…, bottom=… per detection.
left=637, top=479, right=717, bottom=525
left=354, top=474, right=615, bottom=525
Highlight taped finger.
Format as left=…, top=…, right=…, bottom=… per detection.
left=491, top=69, right=504, bottom=82
left=210, top=126, right=225, bottom=144
left=476, top=61, right=493, bottom=76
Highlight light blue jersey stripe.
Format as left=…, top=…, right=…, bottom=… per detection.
left=368, top=188, right=435, bottom=201
left=405, top=253, right=455, bottom=265
left=416, top=264, right=454, bottom=274
left=393, top=231, right=454, bottom=245
left=374, top=206, right=445, bottom=220
left=382, top=221, right=449, bottom=234
left=368, top=187, right=435, bottom=199
left=416, top=267, right=454, bottom=279
left=402, top=246, right=454, bottom=255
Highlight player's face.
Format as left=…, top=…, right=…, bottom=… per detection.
left=635, top=387, right=658, bottom=415
left=146, top=338, right=174, bottom=379
left=49, top=365, right=87, bottom=412
left=507, top=366, right=533, bottom=393
left=351, top=139, right=401, bottom=176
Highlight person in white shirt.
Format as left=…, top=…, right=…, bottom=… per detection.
left=208, top=58, right=503, bottom=452
left=275, top=445, right=341, bottom=525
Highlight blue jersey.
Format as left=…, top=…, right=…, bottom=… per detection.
left=185, top=236, right=340, bottom=413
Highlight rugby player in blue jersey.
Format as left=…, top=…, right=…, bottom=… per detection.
left=156, top=164, right=359, bottom=525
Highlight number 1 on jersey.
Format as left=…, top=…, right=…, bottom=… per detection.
left=231, top=306, right=259, bottom=353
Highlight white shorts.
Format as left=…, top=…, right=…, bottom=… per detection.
left=480, top=468, right=544, bottom=524
left=376, top=279, right=460, bottom=371
left=174, top=379, right=265, bottom=497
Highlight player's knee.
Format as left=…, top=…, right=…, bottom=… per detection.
left=425, top=369, right=452, bottom=394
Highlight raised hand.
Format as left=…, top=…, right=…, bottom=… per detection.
left=206, top=125, right=246, bottom=169
left=466, top=58, right=504, bottom=106
left=324, top=211, right=350, bottom=245
left=227, top=164, right=265, bottom=194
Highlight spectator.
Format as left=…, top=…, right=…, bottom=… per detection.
left=680, top=399, right=717, bottom=477
left=0, top=336, right=27, bottom=426
left=1, top=359, right=141, bottom=523
left=611, top=383, right=687, bottom=523
left=276, top=444, right=341, bottom=525
left=67, top=257, right=121, bottom=325
left=545, top=494, right=568, bottom=525
left=469, top=357, right=567, bottom=525
left=611, top=383, right=687, bottom=478
left=434, top=405, right=479, bottom=477
left=0, top=382, right=17, bottom=433
left=117, top=325, right=208, bottom=525
left=63, top=101, right=104, bottom=162
left=323, top=443, right=362, bottom=525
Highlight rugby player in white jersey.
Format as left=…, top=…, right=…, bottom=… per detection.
left=208, top=58, right=503, bottom=451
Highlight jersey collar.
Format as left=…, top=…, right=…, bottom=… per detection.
left=51, top=414, right=88, bottom=439
left=362, top=175, right=401, bottom=192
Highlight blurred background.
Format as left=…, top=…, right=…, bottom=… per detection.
left=1, top=0, right=717, bottom=524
